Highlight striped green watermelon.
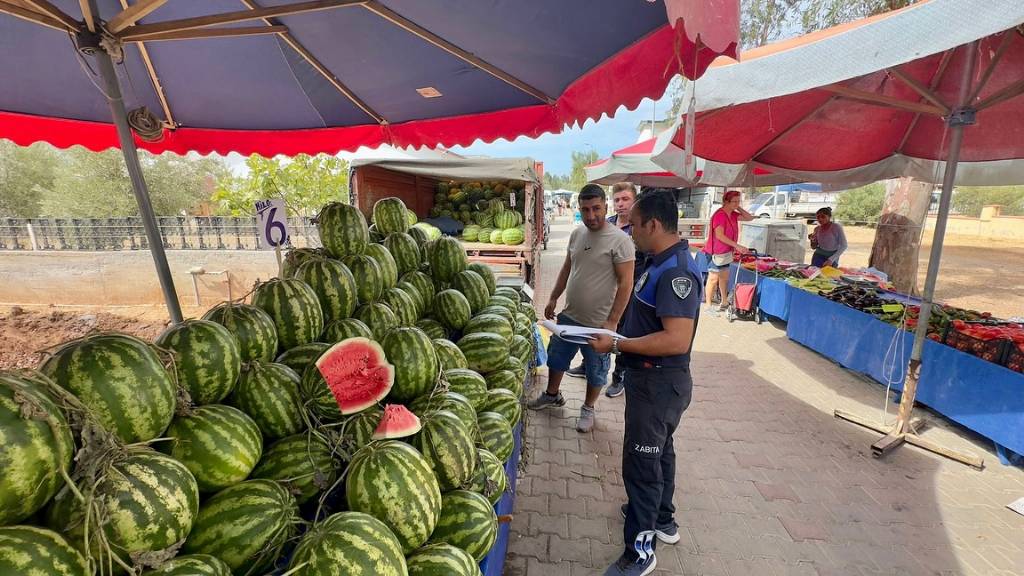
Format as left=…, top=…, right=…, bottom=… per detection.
left=384, top=233, right=421, bottom=276
left=202, top=302, right=278, bottom=363
left=410, top=410, right=476, bottom=491
left=0, top=525, right=88, bottom=576
left=408, top=391, right=477, bottom=437
left=316, top=202, right=369, bottom=259
left=408, top=225, right=431, bottom=247
left=343, top=254, right=384, bottom=303
left=477, top=305, right=514, bottom=326
left=146, top=554, right=232, bottom=576
left=163, top=404, right=263, bottom=492
left=323, top=318, right=373, bottom=343
left=462, top=313, right=513, bottom=343
left=481, top=388, right=521, bottom=425
left=510, top=335, right=533, bottom=366
left=484, top=369, right=523, bottom=397
left=487, top=295, right=519, bottom=316
left=0, top=372, right=74, bottom=526
left=403, top=271, right=437, bottom=311
left=457, top=332, right=507, bottom=374
left=461, top=225, right=481, bottom=242
left=502, top=227, right=525, bottom=245
left=467, top=262, right=497, bottom=296
left=407, top=209, right=418, bottom=226
left=345, top=441, right=442, bottom=554
left=451, top=270, right=489, bottom=313
left=306, top=338, right=394, bottom=420
left=407, top=543, right=482, bottom=576
left=183, top=479, right=298, bottom=575
left=473, top=211, right=494, bottom=227
left=477, top=411, right=514, bottom=462
left=251, top=278, right=324, bottom=351
left=494, top=211, right=517, bottom=230
left=488, top=229, right=504, bottom=244
left=365, top=243, right=399, bottom=289
left=493, top=286, right=520, bottom=301
left=353, top=302, right=398, bottom=340
left=342, top=405, right=382, bottom=449
left=476, top=227, right=494, bottom=243
left=416, top=318, right=448, bottom=340
left=428, top=490, right=498, bottom=561
left=40, top=333, right=175, bottom=444
left=381, top=287, right=419, bottom=327
left=295, top=257, right=359, bottom=323
left=156, top=319, right=241, bottom=405
left=373, top=197, right=411, bottom=235
left=281, top=247, right=323, bottom=278
left=397, top=279, right=426, bottom=312
left=290, top=511, right=407, bottom=576
left=465, top=448, right=507, bottom=506
left=251, top=432, right=342, bottom=504
left=229, top=362, right=305, bottom=440
left=443, top=369, right=487, bottom=411
left=514, top=319, right=534, bottom=343
left=434, top=289, right=471, bottom=331
left=504, top=355, right=527, bottom=381
left=381, top=327, right=438, bottom=402
left=368, top=224, right=384, bottom=243
left=428, top=237, right=467, bottom=282
left=413, top=222, right=442, bottom=241
left=518, top=302, right=537, bottom=322
left=47, top=449, right=199, bottom=570
left=433, top=338, right=467, bottom=371
left=275, top=342, right=330, bottom=374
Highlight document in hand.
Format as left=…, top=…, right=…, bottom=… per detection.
left=539, top=320, right=624, bottom=345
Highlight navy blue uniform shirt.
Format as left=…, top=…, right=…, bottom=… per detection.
left=620, top=240, right=703, bottom=368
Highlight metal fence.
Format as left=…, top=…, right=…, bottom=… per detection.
left=0, top=217, right=321, bottom=251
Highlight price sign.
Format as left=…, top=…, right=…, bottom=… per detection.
left=255, top=199, right=289, bottom=251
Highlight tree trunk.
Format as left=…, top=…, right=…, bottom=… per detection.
left=868, top=177, right=933, bottom=294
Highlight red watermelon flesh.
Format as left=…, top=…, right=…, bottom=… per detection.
left=316, top=337, right=395, bottom=415
left=372, top=404, right=422, bottom=439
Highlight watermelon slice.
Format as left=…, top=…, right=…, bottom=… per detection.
left=316, top=337, right=395, bottom=415
left=372, top=404, right=422, bottom=440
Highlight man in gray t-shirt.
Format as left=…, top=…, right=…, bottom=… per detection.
left=529, top=184, right=635, bottom=433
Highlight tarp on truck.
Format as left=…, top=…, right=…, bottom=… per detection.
left=351, top=157, right=541, bottom=184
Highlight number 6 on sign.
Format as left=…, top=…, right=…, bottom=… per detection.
left=255, top=199, right=289, bottom=250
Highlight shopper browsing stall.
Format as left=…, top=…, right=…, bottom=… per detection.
left=702, top=190, right=754, bottom=314
left=809, top=207, right=847, bottom=267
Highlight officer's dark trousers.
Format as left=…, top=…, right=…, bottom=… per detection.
left=621, top=366, right=693, bottom=562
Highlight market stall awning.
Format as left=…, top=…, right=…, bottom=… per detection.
left=0, top=0, right=740, bottom=157
left=652, top=0, right=1024, bottom=186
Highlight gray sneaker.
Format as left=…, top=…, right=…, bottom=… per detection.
left=605, top=379, right=625, bottom=398
left=527, top=392, right=565, bottom=410
left=603, top=554, right=657, bottom=576
left=620, top=504, right=681, bottom=544
left=565, top=364, right=586, bottom=378
left=576, top=405, right=596, bottom=433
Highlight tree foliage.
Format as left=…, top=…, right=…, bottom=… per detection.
left=951, top=186, right=1024, bottom=217
left=212, top=154, right=348, bottom=217
left=542, top=149, right=600, bottom=194
left=835, top=182, right=886, bottom=223
left=0, top=141, right=59, bottom=218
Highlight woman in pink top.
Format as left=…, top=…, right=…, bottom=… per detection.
left=702, top=190, right=754, bottom=313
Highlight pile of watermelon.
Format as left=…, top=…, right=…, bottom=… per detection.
left=430, top=180, right=528, bottom=246
left=0, top=196, right=537, bottom=576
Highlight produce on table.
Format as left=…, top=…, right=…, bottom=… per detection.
left=310, top=337, right=395, bottom=416
left=316, top=202, right=369, bottom=259
left=251, top=277, right=325, bottom=352
left=365, top=242, right=400, bottom=289
left=373, top=197, right=412, bottom=235
left=381, top=286, right=420, bottom=327
left=353, top=302, right=399, bottom=340
left=481, top=387, right=523, bottom=425
left=202, top=302, right=279, bottom=363
left=408, top=390, right=478, bottom=437
left=465, top=448, right=509, bottom=506
left=458, top=332, right=508, bottom=374
left=0, top=525, right=89, bottom=575
left=429, top=237, right=469, bottom=283
left=280, top=247, right=324, bottom=278
left=289, top=511, right=408, bottom=575
left=385, top=232, right=422, bottom=276
left=294, top=256, right=359, bottom=323
left=162, top=404, right=263, bottom=492
left=428, top=489, right=498, bottom=561
left=407, top=542, right=483, bottom=576
left=477, top=411, right=515, bottom=462
left=410, top=409, right=476, bottom=491
left=229, top=361, right=305, bottom=440
left=156, top=319, right=241, bottom=405
left=342, top=253, right=385, bottom=303
left=275, top=341, right=331, bottom=374
left=433, top=338, right=468, bottom=371
left=371, top=404, right=422, bottom=440
left=443, top=368, right=489, bottom=410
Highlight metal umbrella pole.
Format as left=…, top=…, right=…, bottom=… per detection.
left=81, top=32, right=183, bottom=324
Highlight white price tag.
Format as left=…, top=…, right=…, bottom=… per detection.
left=509, top=192, right=516, bottom=208
left=255, top=199, right=289, bottom=251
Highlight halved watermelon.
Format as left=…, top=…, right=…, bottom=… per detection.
left=371, top=404, right=421, bottom=440
left=315, top=337, right=395, bottom=415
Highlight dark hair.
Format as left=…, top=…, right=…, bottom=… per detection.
left=633, top=190, right=678, bottom=233
left=816, top=206, right=832, bottom=217
left=578, top=184, right=606, bottom=203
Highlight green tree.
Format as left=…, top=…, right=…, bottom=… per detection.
left=543, top=172, right=568, bottom=191
left=212, top=154, right=348, bottom=217
left=566, top=149, right=600, bottom=193
left=951, top=186, right=1024, bottom=217
left=0, top=141, right=59, bottom=218
left=834, top=182, right=886, bottom=223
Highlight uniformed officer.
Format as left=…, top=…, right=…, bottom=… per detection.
left=590, top=190, right=703, bottom=576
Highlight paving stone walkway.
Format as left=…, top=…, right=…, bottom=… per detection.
left=505, top=218, right=1024, bottom=576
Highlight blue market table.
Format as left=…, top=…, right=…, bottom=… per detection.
left=724, top=263, right=793, bottom=321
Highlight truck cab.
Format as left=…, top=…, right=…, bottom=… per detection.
left=749, top=184, right=836, bottom=220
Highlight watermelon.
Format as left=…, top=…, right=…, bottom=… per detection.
left=510, top=335, right=533, bottom=366
left=47, top=449, right=199, bottom=569
left=353, top=302, right=399, bottom=340
left=473, top=211, right=494, bottom=227
left=381, top=287, right=419, bottom=327
left=381, top=327, right=439, bottom=402
left=281, top=247, right=323, bottom=278
left=0, top=372, right=74, bottom=526
left=403, top=271, right=437, bottom=311
left=365, top=243, right=399, bottom=289
left=433, top=338, right=467, bottom=371
left=514, top=320, right=534, bottom=343
left=493, top=286, right=519, bottom=301
left=368, top=224, right=384, bottom=243
left=487, top=295, right=519, bottom=316
left=477, top=305, right=514, bottom=326
left=275, top=342, right=330, bottom=374
left=443, top=369, right=487, bottom=411
left=462, top=313, right=513, bottom=343
left=434, top=289, right=472, bottom=331
left=316, top=202, right=369, bottom=259
left=408, top=391, right=477, bottom=437
left=0, top=526, right=88, bottom=576
left=451, top=270, right=489, bottom=313
left=501, top=228, right=525, bottom=245
left=290, top=511, right=407, bottom=576
left=251, top=278, right=324, bottom=351
left=481, top=388, right=521, bottom=425
left=156, top=319, right=241, bottom=405
left=295, top=257, right=359, bottom=323
left=407, top=543, right=482, bottom=576
left=465, top=448, right=508, bottom=506
left=397, top=280, right=427, bottom=316
left=416, top=318, right=448, bottom=340
left=346, top=441, right=442, bottom=554
left=183, top=479, right=298, bottom=575
left=230, top=361, right=305, bottom=440
left=343, top=254, right=384, bottom=303
left=163, top=404, right=262, bottom=492
left=322, top=317, right=374, bottom=343
left=202, top=302, right=278, bottom=363
left=413, top=222, right=442, bottom=241
left=428, top=237, right=468, bottom=282
left=372, top=403, right=422, bottom=440
left=410, top=410, right=476, bottom=491
left=485, top=369, right=523, bottom=397
left=40, top=333, right=175, bottom=444
left=374, top=197, right=411, bottom=235
left=462, top=225, right=481, bottom=242
left=343, top=405, right=382, bottom=449
left=252, top=432, right=342, bottom=504
left=428, top=490, right=498, bottom=561
left=519, top=302, right=538, bottom=322
left=457, top=332, right=507, bottom=374
left=476, top=227, right=494, bottom=243
left=494, top=211, right=517, bottom=230
left=310, top=337, right=394, bottom=417
left=467, top=262, right=497, bottom=296
left=408, top=225, right=431, bottom=247
left=385, top=233, right=421, bottom=276
left=506, top=357, right=527, bottom=386
left=488, top=229, right=503, bottom=244
left=477, top=411, right=514, bottom=462
left=146, top=554, right=231, bottom=575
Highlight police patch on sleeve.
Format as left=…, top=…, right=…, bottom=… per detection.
left=671, top=277, right=693, bottom=300
left=634, top=271, right=649, bottom=294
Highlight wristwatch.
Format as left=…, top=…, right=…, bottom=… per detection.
left=611, top=337, right=622, bottom=355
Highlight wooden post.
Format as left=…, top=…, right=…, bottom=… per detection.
left=868, top=177, right=933, bottom=294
